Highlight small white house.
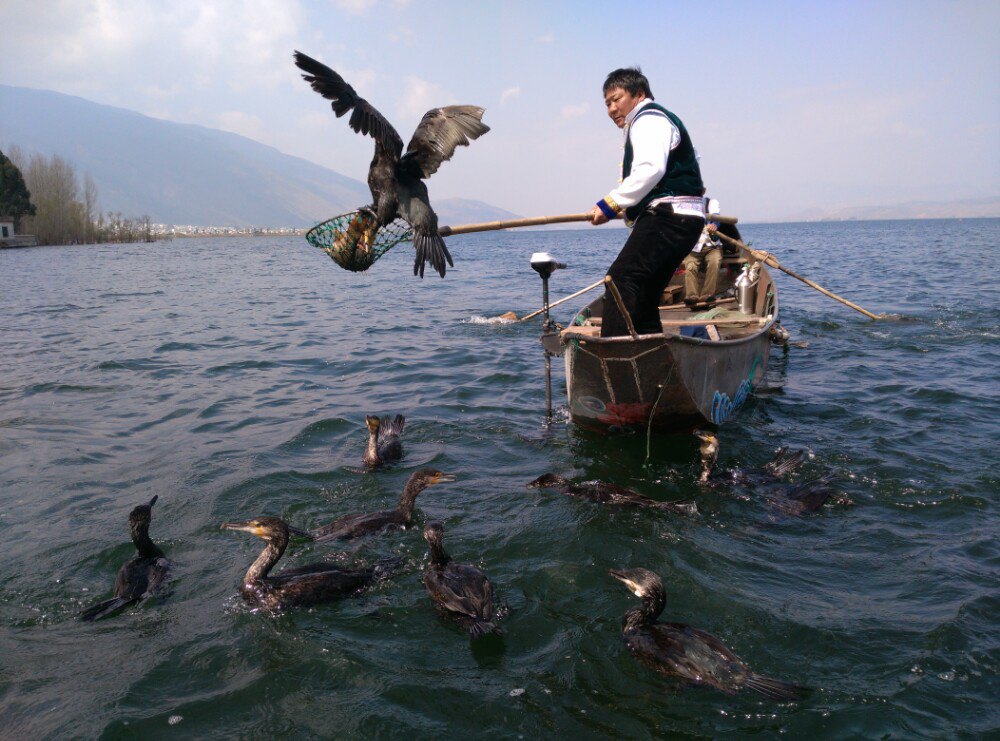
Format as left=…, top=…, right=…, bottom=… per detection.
left=0, top=218, right=13, bottom=240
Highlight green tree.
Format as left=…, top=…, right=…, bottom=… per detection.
left=0, top=148, right=36, bottom=228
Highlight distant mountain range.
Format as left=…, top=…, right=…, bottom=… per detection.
left=0, top=85, right=519, bottom=228
left=784, top=198, right=1000, bottom=223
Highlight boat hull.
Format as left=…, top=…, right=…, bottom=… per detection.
left=560, top=266, right=778, bottom=433
left=564, top=330, right=771, bottom=432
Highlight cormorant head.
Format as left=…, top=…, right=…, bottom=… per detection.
left=365, top=415, right=381, bottom=433
left=128, top=495, right=158, bottom=528
left=609, top=567, right=664, bottom=599
left=409, top=468, right=457, bottom=489
left=423, top=520, right=445, bottom=546
left=527, top=473, right=569, bottom=489
left=221, top=516, right=289, bottom=544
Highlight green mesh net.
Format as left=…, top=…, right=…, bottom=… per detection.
left=305, top=211, right=414, bottom=272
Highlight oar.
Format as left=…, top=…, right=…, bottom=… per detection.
left=712, top=230, right=883, bottom=320
left=499, top=279, right=605, bottom=322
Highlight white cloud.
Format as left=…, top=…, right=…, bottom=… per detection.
left=561, top=102, right=589, bottom=119
left=331, top=0, right=377, bottom=14
left=537, top=32, right=554, bottom=43
left=500, top=86, right=521, bottom=105
left=397, top=75, right=453, bottom=120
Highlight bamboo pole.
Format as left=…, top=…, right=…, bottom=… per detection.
left=514, top=279, right=605, bottom=322
left=604, top=275, right=638, bottom=339
left=438, top=212, right=591, bottom=237
left=713, top=231, right=883, bottom=320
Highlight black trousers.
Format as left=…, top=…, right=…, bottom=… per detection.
left=601, top=208, right=705, bottom=337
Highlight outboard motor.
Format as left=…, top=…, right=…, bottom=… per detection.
left=531, top=252, right=566, bottom=421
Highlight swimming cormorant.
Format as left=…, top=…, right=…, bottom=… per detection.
left=78, top=495, right=171, bottom=621
left=707, top=447, right=848, bottom=514
left=311, top=468, right=455, bottom=542
left=221, top=516, right=393, bottom=610
left=527, top=473, right=697, bottom=515
left=609, top=567, right=806, bottom=700
left=422, top=521, right=501, bottom=638
left=294, top=51, right=490, bottom=278
left=364, top=414, right=405, bottom=468
left=695, top=431, right=719, bottom=483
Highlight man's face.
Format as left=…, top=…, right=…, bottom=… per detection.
left=604, top=86, right=646, bottom=129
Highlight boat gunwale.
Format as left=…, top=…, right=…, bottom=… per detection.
left=560, top=265, right=780, bottom=349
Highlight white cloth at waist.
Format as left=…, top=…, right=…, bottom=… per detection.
left=648, top=195, right=706, bottom=219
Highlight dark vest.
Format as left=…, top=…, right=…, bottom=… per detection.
left=622, top=102, right=704, bottom=221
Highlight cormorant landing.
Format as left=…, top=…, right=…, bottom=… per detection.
left=294, top=51, right=490, bottom=278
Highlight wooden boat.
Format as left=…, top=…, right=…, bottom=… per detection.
left=556, top=241, right=778, bottom=433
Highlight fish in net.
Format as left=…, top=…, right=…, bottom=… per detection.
left=305, top=210, right=415, bottom=272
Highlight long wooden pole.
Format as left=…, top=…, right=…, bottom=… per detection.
left=438, top=213, right=591, bottom=237
left=713, top=231, right=882, bottom=320
left=516, top=279, right=605, bottom=322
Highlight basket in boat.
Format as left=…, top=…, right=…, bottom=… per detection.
left=305, top=211, right=413, bottom=272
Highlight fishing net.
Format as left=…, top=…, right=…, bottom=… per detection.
left=305, top=210, right=414, bottom=272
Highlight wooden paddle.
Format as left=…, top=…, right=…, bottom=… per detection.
left=711, top=230, right=883, bottom=320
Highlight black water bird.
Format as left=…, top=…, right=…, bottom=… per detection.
left=609, top=567, right=806, bottom=700
left=527, top=473, right=697, bottom=515
left=78, top=496, right=171, bottom=621
left=695, top=431, right=720, bottom=483
left=311, top=468, right=455, bottom=542
left=422, top=521, right=501, bottom=638
left=708, top=447, right=847, bottom=514
left=364, top=414, right=405, bottom=468
left=221, top=516, right=393, bottom=611
left=294, top=50, right=490, bottom=278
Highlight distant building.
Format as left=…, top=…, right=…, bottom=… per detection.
left=0, top=216, right=38, bottom=248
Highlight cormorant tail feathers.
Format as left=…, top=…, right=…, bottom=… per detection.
left=744, top=673, right=808, bottom=701
left=413, top=233, right=454, bottom=278
left=78, top=596, right=134, bottom=622
left=468, top=618, right=503, bottom=639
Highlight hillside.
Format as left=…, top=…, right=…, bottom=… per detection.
left=0, top=85, right=518, bottom=228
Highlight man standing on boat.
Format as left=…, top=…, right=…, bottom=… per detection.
left=588, top=68, right=706, bottom=338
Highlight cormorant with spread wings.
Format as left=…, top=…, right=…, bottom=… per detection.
left=294, top=51, right=490, bottom=278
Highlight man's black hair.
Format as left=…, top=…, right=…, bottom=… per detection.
left=603, top=67, right=654, bottom=100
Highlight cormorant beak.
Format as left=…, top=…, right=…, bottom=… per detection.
left=608, top=568, right=644, bottom=597
left=148, top=495, right=158, bottom=508
left=433, top=473, right=457, bottom=484
left=221, top=521, right=262, bottom=536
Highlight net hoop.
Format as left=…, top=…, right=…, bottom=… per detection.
left=305, top=211, right=413, bottom=272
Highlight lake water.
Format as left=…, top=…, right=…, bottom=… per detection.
left=0, top=219, right=997, bottom=738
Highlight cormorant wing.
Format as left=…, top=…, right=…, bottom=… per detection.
left=293, top=51, right=403, bottom=156
left=400, top=106, right=490, bottom=179
left=640, top=623, right=747, bottom=692
left=428, top=564, right=494, bottom=620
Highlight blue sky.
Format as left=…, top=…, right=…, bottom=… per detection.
left=2, top=0, right=998, bottom=221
